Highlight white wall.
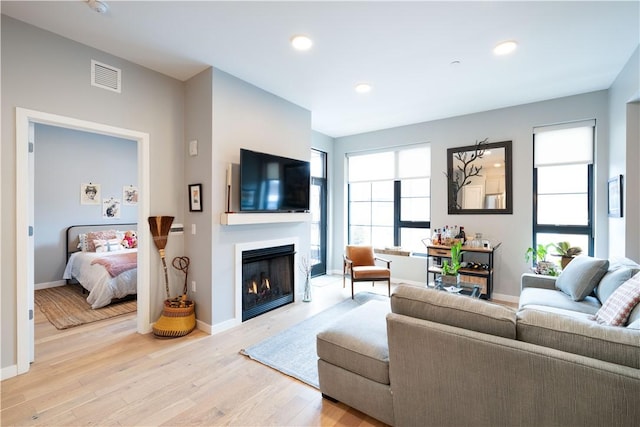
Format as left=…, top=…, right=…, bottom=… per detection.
left=34, top=124, right=137, bottom=284
left=608, top=46, right=640, bottom=260
left=334, top=91, right=610, bottom=299
left=1, top=16, right=185, bottom=371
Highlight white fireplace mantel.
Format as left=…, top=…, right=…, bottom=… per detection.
left=220, top=212, right=311, bottom=226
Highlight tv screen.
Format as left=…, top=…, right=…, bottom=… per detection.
left=239, top=149, right=310, bottom=212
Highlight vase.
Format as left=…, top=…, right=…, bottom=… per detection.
left=303, top=275, right=312, bottom=302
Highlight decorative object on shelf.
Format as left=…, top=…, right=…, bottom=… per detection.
left=550, top=241, right=582, bottom=269
left=608, top=174, right=623, bottom=218
left=189, top=183, right=203, bottom=212
left=439, top=241, right=463, bottom=285
left=525, top=243, right=558, bottom=276
left=446, top=139, right=513, bottom=215
left=300, top=255, right=312, bottom=302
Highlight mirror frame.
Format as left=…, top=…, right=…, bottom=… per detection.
left=447, top=140, right=513, bottom=215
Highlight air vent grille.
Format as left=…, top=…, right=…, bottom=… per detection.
left=91, top=60, right=121, bottom=93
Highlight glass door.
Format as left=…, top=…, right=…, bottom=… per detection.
left=310, top=149, right=327, bottom=276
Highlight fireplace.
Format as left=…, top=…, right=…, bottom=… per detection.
left=242, top=244, right=295, bottom=321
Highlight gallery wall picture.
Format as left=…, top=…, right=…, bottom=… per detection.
left=189, top=184, right=203, bottom=212
left=123, top=185, right=139, bottom=205
left=103, top=197, right=121, bottom=219
left=81, top=183, right=101, bottom=205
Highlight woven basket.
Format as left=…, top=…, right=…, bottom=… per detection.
left=152, top=300, right=196, bottom=338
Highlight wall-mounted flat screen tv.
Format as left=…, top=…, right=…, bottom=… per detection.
left=239, top=149, right=310, bottom=212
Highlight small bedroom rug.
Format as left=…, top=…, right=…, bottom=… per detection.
left=35, top=284, right=136, bottom=330
left=240, top=292, right=389, bottom=389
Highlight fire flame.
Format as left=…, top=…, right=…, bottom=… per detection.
left=248, top=281, right=258, bottom=294
left=263, top=278, right=270, bottom=290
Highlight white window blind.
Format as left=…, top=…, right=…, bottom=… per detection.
left=534, top=120, right=595, bottom=166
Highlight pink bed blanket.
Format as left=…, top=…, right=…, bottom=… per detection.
left=91, top=252, right=137, bottom=277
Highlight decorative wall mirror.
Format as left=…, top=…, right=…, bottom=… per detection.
left=447, top=139, right=513, bottom=214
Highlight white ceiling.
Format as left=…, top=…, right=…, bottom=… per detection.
left=2, top=1, right=639, bottom=137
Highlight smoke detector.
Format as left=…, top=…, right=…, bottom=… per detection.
left=87, top=0, right=109, bottom=14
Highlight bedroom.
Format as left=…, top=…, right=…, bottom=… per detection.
left=34, top=123, right=139, bottom=326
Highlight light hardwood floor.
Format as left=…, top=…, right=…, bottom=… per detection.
left=2, top=276, right=392, bottom=426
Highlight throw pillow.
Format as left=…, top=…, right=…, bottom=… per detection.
left=555, top=256, right=609, bottom=301
left=86, top=230, right=118, bottom=252
left=594, top=267, right=635, bottom=304
left=594, top=272, right=640, bottom=326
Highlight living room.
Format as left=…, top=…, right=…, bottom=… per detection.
left=1, top=2, right=639, bottom=423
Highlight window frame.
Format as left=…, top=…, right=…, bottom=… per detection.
left=347, top=146, right=431, bottom=252
left=532, top=124, right=595, bottom=257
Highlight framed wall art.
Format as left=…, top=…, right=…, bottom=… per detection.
left=189, top=183, right=203, bottom=212
left=608, top=174, right=623, bottom=218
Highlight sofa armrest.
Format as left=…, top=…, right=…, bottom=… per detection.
left=521, top=272, right=557, bottom=290
left=387, top=312, right=640, bottom=427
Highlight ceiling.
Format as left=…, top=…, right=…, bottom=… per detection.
left=2, top=1, right=639, bottom=138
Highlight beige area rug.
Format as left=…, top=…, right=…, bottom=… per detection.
left=35, top=284, right=136, bottom=330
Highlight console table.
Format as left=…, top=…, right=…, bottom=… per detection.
left=426, top=243, right=501, bottom=299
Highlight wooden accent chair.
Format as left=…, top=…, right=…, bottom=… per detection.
left=343, top=245, right=392, bottom=299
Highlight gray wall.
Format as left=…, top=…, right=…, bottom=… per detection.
left=210, top=68, right=312, bottom=326
left=608, top=46, right=640, bottom=260
left=333, top=91, right=611, bottom=299
left=34, top=124, right=137, bottom=284
left=2, top=16, right=185, bottom=371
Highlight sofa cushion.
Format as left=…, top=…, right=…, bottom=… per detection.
left=555, top=256, right=609, bottom=301
left=594, top=272, right=640, bottom=326
left=595, top=267, right=636, bottom=304
left=517, top=308, right=640, bottom=369
left=316, top=300, right=391, bottom=385
left=519, top=287, right=601, bottom=315
left=390, top=285, right=516, bottom=339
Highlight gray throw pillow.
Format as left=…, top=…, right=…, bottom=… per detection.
left=556, top=256, right=609, bottom=301
left=595, top=267, right=635, bottom=304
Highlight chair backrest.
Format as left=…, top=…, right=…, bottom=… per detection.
left=346, top=245, right=375, bottom=267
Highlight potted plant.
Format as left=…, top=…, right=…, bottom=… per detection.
left=525, top=243, right=558, bottom=276
left=550, top=241, right=582, bottom=269
left=439, top=241, right=463, bottom=285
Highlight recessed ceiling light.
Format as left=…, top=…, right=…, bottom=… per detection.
left=355, top=83, right=372, bottom=93
left=450, top=60, right=461, bottom=66
left=290, top=35, right=313, bottom=51
left=493, top=40, right=518, bottom=56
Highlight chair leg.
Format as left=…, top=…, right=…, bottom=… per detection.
left=351, top=278, right=355, bottom=299
left=387, top=279, right=391, bottom=297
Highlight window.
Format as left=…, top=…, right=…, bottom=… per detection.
left=347, top=145, right=430, bottom=253
left=533, top=121, right=595, bottom=263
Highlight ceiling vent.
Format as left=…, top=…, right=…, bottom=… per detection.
left=91, top=60, right=121, bottom=93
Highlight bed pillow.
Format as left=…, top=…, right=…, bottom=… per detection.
left=594, top=272, right=640, bottom=326
left=77, top=233, right=90, bottom=252
left=93, top=238, right=125, bottom=253
left=555, top=256, right=609, bottom=301
left=86, top=230, right=118, bottom=252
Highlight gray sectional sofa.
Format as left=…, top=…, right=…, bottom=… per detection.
left=317, top=256, right=640, bottom=426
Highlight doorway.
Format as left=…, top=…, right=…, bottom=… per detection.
left=15, top=108, right=150, bottom=375
left=310, top=149, right=327, bottom=277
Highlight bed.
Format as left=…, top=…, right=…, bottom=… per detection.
left=63, top=224, right=138, bottom=309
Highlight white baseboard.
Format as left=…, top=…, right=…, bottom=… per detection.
left=35, top=280, right=66, bottom=290
left=1, top=364, right=18, bottom=381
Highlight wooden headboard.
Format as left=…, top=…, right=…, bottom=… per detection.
left=66, top=223, right=137, bottom=258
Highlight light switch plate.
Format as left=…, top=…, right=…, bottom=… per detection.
left=189, top=140, right=198, bottom=156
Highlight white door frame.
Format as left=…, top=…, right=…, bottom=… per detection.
left=15, top=107, right=151, bottom=375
